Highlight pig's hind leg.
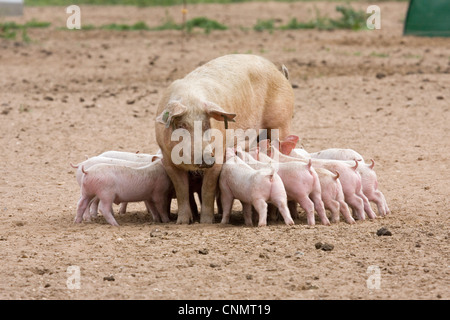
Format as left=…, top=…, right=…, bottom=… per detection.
left=97, top=198, right=119, bottom=226
left=219, top=188, right=234, bottom=225
left=296, top=195, right=316, bottom=226
left=309, top=192, right=330, bottom=226
left=75, top=195, right=93, bottom=224
left=252, top=199, right=268, bottom=227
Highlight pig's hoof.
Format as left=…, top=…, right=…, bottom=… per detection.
left=285, top=219, right=295, bottom=226
left=257, top=222, right=267, bottom=227
left=200, top=215, right=214, bottom=224
left=176, top=216, right=192, bottom=224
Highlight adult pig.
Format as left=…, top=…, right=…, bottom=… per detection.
left=155, top=54, right=294, bottom=224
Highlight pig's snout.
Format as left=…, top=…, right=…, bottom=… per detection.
left=199, top=150, right=215, bottom=168
left=197, top=145, right=215, bottom=168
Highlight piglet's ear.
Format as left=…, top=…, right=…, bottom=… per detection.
left=280, top=141, right=296, bottom=155
left=203, top=101, right=236, bottom=122
left=284, top=135, right=299, bottom=145
left=156, top=101, right=187, bottom=128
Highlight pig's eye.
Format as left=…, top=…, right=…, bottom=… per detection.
left=175, top=122, right=187, bottom=129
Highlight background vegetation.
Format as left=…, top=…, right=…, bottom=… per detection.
left=26, top=0, right=407, bottom=6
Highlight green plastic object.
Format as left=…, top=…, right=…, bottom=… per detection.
left=404, top=0, right=450, bottom=37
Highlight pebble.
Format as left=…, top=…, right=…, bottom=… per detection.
left=103, top=275, right=115, bottom=281
left=150, top=228, right=168, bottom=238
left=376, top=227, right=392, bottom=236
left=198, top=248, right=209, bottom=255
left=315, top=242, right=334, bottom=251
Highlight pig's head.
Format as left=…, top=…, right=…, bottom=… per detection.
left=156, top=100, right=236, bottom=171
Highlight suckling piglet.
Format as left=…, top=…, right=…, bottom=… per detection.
left=74, top=159, right=173, bottom=226
left=219, top=148, right=294, bottom=227
left=240, top=147, right=330, bottom=226
left=310, top=148, right=390, bottom=216
left=71, top=156, right=158, bottom=219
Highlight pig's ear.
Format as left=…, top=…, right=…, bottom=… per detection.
left=156, top=101, right=187, bottom=128
left=203, top=101, right=236, bottom=123
left=284, top=135, right=299, bottom=145
left=280, top=141, right=296, bottom=155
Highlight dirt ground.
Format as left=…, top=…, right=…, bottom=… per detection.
left=0, top=2, right=449, bottom=300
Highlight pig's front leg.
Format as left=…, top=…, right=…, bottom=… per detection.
left=162, top=159, right=192, bottom=224
left=200, top=164, right=222, bottom=224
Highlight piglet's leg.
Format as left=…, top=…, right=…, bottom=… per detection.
left=339, top=200, right=355, bottom=224
left=252, top=199, right=268, bottom=227
left=219, top=188, right=234, bottom=225
left=88, top=197, right=99, bottom=218
left=147, top=201, right=162, bottom=223
left=297, top=196, right=316, bottom=226
left=75, top=196, right=91, bottom=224
left=118, top=202, right=128, bottom=215
left=242, top=203, right=253, bottom=227
left=98, top=200, right=119, bottom=227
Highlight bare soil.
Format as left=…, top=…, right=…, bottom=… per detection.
left=0, top=2, right=449, bottom=300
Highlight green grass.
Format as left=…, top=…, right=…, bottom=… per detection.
left=94, top=16, right=226, bottom=33
left=101, top=21, right=151, bottom=30
left=279, top=18, right=315, bottom=30
left=0, top=20, right=51, bottom=41
left=186, top=16, right=228, bottom=33
left=259, top=4, right=370, bottom=31
left=25, top=0, right=408, bottom=5
left=253, top=19, right=275, bottom=32
left=370, top=51, right=389, bottom=58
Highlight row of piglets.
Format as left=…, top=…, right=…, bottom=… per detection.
left=248, top=135, right=390, bottom=225
left=71, top=139, right=388, bottom=227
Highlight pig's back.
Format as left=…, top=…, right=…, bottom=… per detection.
left=182, top=54, right=289, bottom=115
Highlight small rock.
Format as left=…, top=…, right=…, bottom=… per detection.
left=436, top=96, right=444, bottom=100
left=44, top=283, right=51, bottom=288
left=198, top=248, right=209, bottom=255
left=294, top=251, right=304, bottom=257
left=103, top=275, right=115, bottom=281
left=43, top=96, right=54, bottom=101
left=315, top=242, right=334, bottom=251
left=321, top=243, right=334, bottom=251
left=150, top=228, right=167, bottom=238
left=209, top=263, right=219, bottom=268
left=376, top=72, right=386, bottom=79
left=292, top=84, right=299, bottom=89
left=246, top=274, right=253, bottom=280
left=376, top=227, right=392, bottom=236
left=301, top=282, right=319, bottom=290
left=126, top=99, right=135, bottom=105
